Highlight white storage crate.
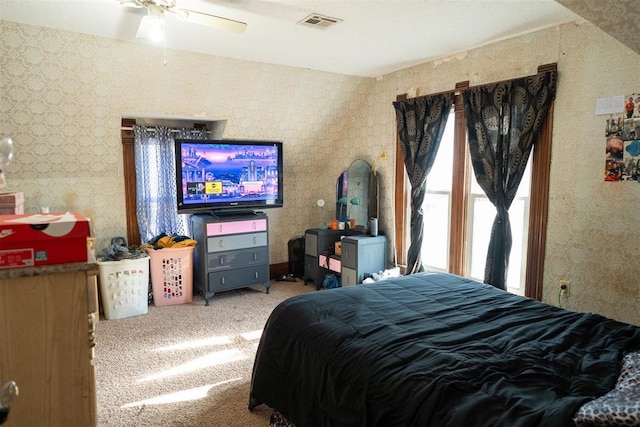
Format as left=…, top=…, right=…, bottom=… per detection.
left=98, top=256, right=150, bottom=320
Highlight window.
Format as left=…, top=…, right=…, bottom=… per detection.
left=421, top=110, right=531, bottom=294
left=120, top=117, right=224, bottom=246
left=133, top=132, right=191, bottom=243
left=394, top=65, right=556, bottom=300
left=123, top=125, right=188, bottom=245
left=465, top=145, right=531, bottom=295
left=422, top=112, right=454, bottom=272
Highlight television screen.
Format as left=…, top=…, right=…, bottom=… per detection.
left=175, top=139, right=283, bottom=215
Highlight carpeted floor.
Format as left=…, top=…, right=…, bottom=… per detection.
left=95, top=280, right=313, bottom=426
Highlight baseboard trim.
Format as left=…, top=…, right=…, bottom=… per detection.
left=270, top=262, right=289, bottom=279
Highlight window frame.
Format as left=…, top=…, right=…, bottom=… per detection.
left=393, top=64, right=556, bottom=300
left=121, top=117, right=223, bottom=246
left=121, top=118, right=141, bottom=246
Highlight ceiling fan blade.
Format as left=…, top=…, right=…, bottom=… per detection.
left=117, top=0, right=144, bottom=8
left=174, top=9, right=246, bottom=34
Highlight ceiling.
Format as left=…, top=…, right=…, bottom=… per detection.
left=0, top=0, right=632, bottom=78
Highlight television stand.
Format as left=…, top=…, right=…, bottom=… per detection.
left=191, top=212, right=270, bottom=305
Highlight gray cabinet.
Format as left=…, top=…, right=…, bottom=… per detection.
left=191, top=213, right=270, bottom=305
left=303, top=228, right=346, bottom=289
left=341, top=235, right=386, bottom=286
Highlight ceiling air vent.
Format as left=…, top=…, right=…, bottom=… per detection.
left=298, top=13, right=342, bottom=29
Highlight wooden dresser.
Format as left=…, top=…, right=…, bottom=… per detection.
left=0, top=260, right=99, bottom=427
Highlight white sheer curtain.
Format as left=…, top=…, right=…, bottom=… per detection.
left=133, top=126, right=208, bottom=243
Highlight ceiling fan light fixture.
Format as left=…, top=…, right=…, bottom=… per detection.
left=136, top=6, right=165, bottom=43
left=120, top=0, right=246, bottom=39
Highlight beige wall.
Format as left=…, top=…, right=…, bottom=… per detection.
left=1, top=20, right=638, bottom=325
left=355, top=21, right=640, bottom=325
left=0, top=20, right=368, bottom=265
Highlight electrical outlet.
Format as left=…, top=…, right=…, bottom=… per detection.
left=560, top=280, right=570, bottom=297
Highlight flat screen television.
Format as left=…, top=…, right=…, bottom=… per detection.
left=175, top=139, right=283, bottom=215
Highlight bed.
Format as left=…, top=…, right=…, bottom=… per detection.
left=248, top=272, right=640, bottom=427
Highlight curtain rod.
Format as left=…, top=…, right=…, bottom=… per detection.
left=397, top=63, right=557, bottom=101
left=120, top=127, right=212, bottom=133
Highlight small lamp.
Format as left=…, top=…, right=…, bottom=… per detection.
left=317, top=199, right=327, bottom=229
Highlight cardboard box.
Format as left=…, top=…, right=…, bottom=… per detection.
left=0, top=212, right=90, bottom=268
left=0, top=192, right=24, bottom=215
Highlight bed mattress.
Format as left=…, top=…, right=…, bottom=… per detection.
left=249, top=272, right=640, bottom=427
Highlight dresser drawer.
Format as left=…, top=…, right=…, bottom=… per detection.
left=305, top=232, right=318, bottom=256
left=207, top=232, right=267, bottom=252
left=206, top=218, right=267, bottom=236
left=206, top=247, right=268, bottom=271
left=341, top=240, right=358, bottom=269
left=304, top=255, right=319, bottom=282
left=342, top=267, right=357, bottom=287
left=318, top=254, right=341, bottom=273
left=207, top=265, right=269, bottom=292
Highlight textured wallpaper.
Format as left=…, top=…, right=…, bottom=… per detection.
left=0, top=21, right=367, bottom=266
left=1, top=19, right=638, bottom=325
left=345, top=21, right=640, bottom=326
left=556, top=0, right=640, bottom=55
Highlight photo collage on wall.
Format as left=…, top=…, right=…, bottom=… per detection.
left=605, top=92, right=640, bottom=182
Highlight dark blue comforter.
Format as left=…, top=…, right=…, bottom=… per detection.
left=249, top=272, right=640, bottom=426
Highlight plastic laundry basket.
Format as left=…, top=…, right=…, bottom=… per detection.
left=98, top=256, right=150, bottom=320
left=147, top=246, right=194, bottom=306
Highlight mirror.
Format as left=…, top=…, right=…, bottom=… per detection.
left=335, top=159, right=372, bottom=229
left=336, top=170, right=347, bottom=222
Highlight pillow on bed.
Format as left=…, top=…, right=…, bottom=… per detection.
left=573, top=352, right=640, bottom=427
left=616, top=351, right=640, bottom=389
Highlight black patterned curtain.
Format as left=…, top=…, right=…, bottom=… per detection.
left=462, top=70, right=556, bottom=290
left=393, top=93, right=454, bottom=274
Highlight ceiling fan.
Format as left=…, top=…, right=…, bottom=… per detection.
left=118, top=0, right=247, bottom=40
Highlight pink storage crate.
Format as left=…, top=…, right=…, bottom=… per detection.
left=147, top=246, right=195, bottom=306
